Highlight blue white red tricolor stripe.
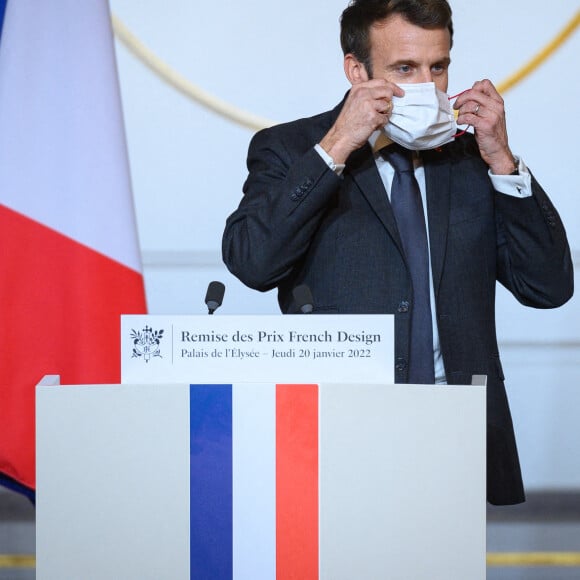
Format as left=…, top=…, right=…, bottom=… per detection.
left=190, top=383, right=319, bottom=580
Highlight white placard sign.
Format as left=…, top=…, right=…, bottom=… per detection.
left=121, top=315, right=394, bottom=384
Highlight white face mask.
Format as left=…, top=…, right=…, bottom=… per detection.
left=383, top=82, right=457, bottom=151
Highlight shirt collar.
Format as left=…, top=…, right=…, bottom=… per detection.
left=368, top=130, right=393, bottom=153
left=369, top=130, right=421, bottom=167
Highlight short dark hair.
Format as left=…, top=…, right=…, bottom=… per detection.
left=340, top=0, right=453, bottom=75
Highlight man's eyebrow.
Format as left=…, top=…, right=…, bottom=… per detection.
left=435, top=56, right=452, bottom=66
left=387, top=59, right=420, bottom=68
left=387, top=56, right=451, bottom=68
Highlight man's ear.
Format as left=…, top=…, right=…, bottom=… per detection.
left=344, top=54, right=369, bottom=85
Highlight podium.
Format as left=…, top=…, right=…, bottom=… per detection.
left=36, top=376, right=486, bottom=579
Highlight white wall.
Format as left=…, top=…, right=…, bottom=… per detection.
left=110, top=0, right=580, bottom=490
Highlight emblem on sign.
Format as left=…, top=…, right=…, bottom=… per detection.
left=130, top=326, right=164, bottom=363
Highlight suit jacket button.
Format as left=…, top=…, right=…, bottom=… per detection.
left=291, top=187, right=305, bottom=200
left=397, top=300, right=410, bottom=313
left=395, top=357, right=407, bottom=371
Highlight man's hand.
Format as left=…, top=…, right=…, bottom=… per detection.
left=454, top=79, right=516, bottom=175
left=319, top=79, right=405, bottom=165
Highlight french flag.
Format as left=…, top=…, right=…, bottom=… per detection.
left=0, top=0, right=146, bottom=493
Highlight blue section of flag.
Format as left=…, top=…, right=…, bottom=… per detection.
left=190, top=384, right=233, bottom=580
left=0, top=472, right=35, bottom=504
left=0, top=0, right=7, bottom=42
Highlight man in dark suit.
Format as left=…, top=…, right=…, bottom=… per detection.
left=222, top=0, right=573, bottom=505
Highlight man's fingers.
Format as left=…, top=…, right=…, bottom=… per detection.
left=473, top=79, right=503, bottom=102
left=453, top=79, right=504, bottom=114
left=354, top=78, right=405, bottom=99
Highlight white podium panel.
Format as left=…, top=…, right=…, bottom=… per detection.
left=36, top=382, right=191, bottom=579
left=36, top=380, right=486, bottom=580
left=319, top=383, right=486, bottom=579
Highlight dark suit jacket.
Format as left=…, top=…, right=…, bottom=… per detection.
left=222, top=99, right=574, bottom=505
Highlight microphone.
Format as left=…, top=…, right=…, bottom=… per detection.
left=293, top=284, right=314, bottom=314
left=205, top=281, right=225, bottom=314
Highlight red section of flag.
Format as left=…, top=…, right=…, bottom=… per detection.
left=0, top=205, right=146, bottom=488
left=276, top=384, right=319, bottom=580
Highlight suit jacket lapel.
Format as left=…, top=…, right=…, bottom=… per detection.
left=347, top=144, right=404, bottom=256
left=424, top=155, right=451, bottom=296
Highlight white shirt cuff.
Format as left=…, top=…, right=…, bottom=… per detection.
left=314, top=144, right=345, bottom=176
left=488, top=156, right=532, bottom=198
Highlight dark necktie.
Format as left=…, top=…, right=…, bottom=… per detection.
left=382, top=145, right=435, bottom=384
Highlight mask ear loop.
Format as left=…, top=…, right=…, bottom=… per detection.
left=448, top=89, right=471, bottom=137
